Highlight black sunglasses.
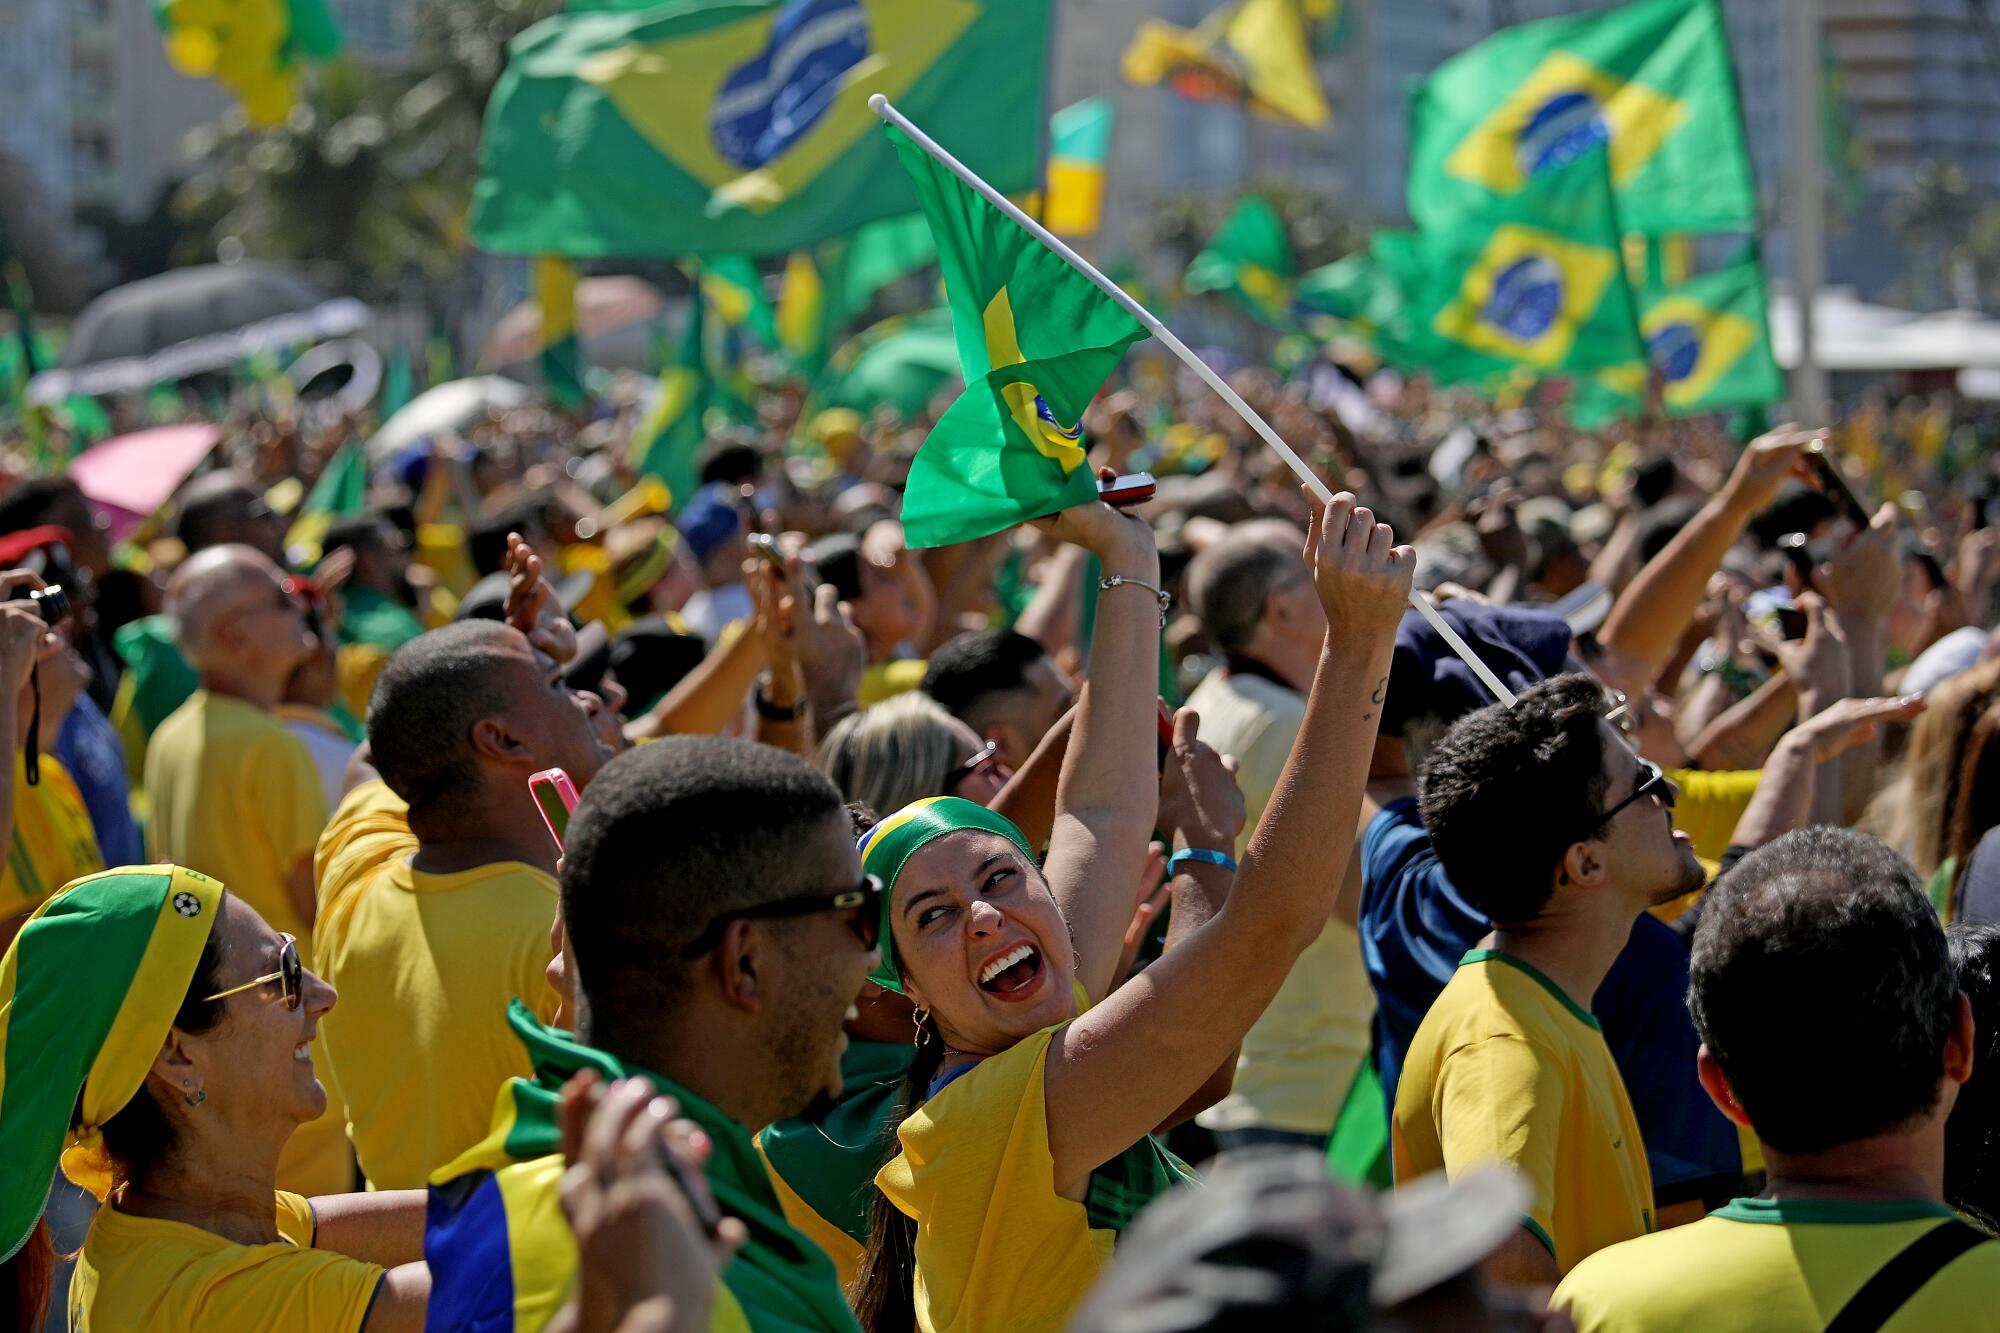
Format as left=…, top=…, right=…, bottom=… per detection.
left=1595, top=758, right=1674, bottom=828
left=679, top=874, right=882, bottom=960
left=203, top=932, right=303, bottom=1010
left=943, top=740, right=1004, bottom=795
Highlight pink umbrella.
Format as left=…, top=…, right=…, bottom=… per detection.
left=68, top=423, right=222, bottom=543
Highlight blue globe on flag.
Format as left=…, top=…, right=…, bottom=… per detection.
left=1483, top=256, right=1564, bottom=342
left=1035, top=396, right=1084, bottom=443
left=1515, top=91, right=1610, bottom=178
left=710, top=0, right=870, bottom=169
left=1648, top=321, right=1702, bottom=383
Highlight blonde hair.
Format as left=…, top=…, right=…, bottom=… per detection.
left=1903, top=658, right=2000, bottom=878
left=817, top=691, right=961, bottom=816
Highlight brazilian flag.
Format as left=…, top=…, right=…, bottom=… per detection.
left=702, top=254, right=780, bottom=349
left=628, top=274, right=710, bottom=508
left=1184, top=196, right=1295, bottom=328
left=474, top=0, right=1052, bottom=258
left=534, top=257, right=586, bottom=408
left=1642, top=256, right=1782, bottom=415
left=1407, top=0, right=1754, bottom=236
left=888, top=126, right=1148, bottom=549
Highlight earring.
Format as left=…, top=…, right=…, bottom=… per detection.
left=185, top=1088, right=206, bottom=1108
left=911, top=1006, right=930, bottom=1048
left=181, top=1079, right=191, bottom=1088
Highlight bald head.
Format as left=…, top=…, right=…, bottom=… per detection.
left=165, top=545, right=296, bottom=668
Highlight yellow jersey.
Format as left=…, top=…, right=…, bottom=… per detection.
left=143, top=689, right=349, bottom=1196
left=0, top=752, right=103, bottom=922
left=1393, top=949, right=1653, bottom=1273
left=313, top=780, right=560, bottom=1189
left=68, top=1190, right=381, bottom=1331
left=1555, top=1197, right=2000, bottom=1332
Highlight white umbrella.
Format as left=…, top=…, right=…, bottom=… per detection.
left=367, top=376, right=531, bottom=459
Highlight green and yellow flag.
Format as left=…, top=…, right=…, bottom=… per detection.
left=474, top=0, right=1052, bottom=258
left=1641, top=257, right=1781, bottom=415
left=1407, top=0, right=1753, bottom=236
left=286, top=441, right=369, bottom=565
left=154, top=0, right=342, bottom=127
left=703, top=255, right=780, bottom=349
left=1123, top=0, right=1330, bottom=128
left=628, top=280, right=710, bottom=508
left=1046, top=98, right=1116, bottom=238
left=1185, top=196, right=1295, bottom=327
left=813, top=309, right=963, bottom=420
left=535, top=257, right=586, bottom=408
left=888, top=127, right=1148, bottom=548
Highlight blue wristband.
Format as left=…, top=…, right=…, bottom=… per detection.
left=1169, top=847, right=1237, bottom=876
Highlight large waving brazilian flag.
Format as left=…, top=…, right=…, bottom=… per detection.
left=1641, top=256, right=1781, bottom=415
left=1408, top=0, right=1754, bottom=236
left=474, top=0, right=1052, bottom=258
left=888, top=127, right=1148, bottom=549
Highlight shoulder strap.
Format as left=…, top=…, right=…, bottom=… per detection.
left=1824, top=1219, right=1992, bottom=1333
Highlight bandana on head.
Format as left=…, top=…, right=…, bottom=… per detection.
left=0, top=866, right=223, bottom=1261
left=856, top=797, right=1037, bottom=994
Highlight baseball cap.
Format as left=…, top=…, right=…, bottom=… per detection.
left=1382, top=600, right=1572, bottom=737
left=677, top=483, right=744, bottom=564
left=1067, top=1150, right=1529, bottom=1333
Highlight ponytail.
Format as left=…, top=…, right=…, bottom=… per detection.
left=2, top=1217, right=57, bottom=1332
left=850, top=1019, right=947, bottom=1332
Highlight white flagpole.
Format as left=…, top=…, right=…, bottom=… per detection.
left=870, top=94, right=1518, bottom=707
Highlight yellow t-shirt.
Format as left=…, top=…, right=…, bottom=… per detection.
left=1187, top=668, right=1373, bottom=1136
left=1554, top=1197, right=2000, bottom=1332
left=68, top=1190, right=382, bottom=1332
left=1663, top=767, right=1760, bottom=863
left=144, top=689, right=350, bottom=1197
left=1392, top=949, right=1654, bottom=1274
left=858, top=659, right=929, bottom=708
left=0, top=752, right=103, bottom=922
left=314, top=780, right=561, bottom=1189
left=877, top=1022, right=1193, bottom=1333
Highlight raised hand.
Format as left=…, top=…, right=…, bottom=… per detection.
left=504, top=531, right=579, bottom=665
left=1300, top=487, right=1415, bottom=640
left=1790, top=693, right=1927, bottom=762
left=1157, top=708, right=1246, bottom=856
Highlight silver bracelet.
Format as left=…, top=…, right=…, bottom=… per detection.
left=1098, top=574, right=1171, bottom=627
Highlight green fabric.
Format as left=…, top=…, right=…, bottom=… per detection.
left=1711, top=1197, right=1956, bottom=1226
left=378, top=342, right=415, bottom=418
left=537, top=258, right=587, bottom=409
left=704, top=255, right=780, bottom=349
left=856, top=796, right=1038, bottom=993
left=1325, top=1053, right=1391, bottom=1189
left=296, top=441, right=369, bottom=522
left=336, top=586, right=425, bottom=653
left=1406, top=0, right=1754, bottom=236
left=629, top=275, right=710, bottom=509
left=113, top=615, right=198, bottom=739
left=760, top=1040, right=915, bottom=1246
left=1051, top=97, right=1116, bottom=167
left=472, top=0, right=1052, bottom=258
left=1460, top=948, right=1601, bottom=1030
left=496, top=1001, right=862, bottom=1333
left=813, top=310, right=963, bottom=420
left=323, top=700, right=366, bottom=745
left=1930, top=858, right=1957, bottom=921
left=1084, top=1136, right=1197, bottom=1233
left=0, top=868, right=222, bottom=1261
left=886, top=124, right=1147, bottom=549
left=1184, top=196, right=1295, bottom=327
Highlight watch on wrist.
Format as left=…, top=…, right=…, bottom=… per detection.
left=754, top=687, right=801, bottom=722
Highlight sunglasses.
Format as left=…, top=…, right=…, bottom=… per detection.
left=1595, top=758, right=1674, bottom=828
left=679, top=874, right=882, bottom=960
left=943, top=740, right=1005, bottom=795
left=204, top=933, right=303, bottom=1010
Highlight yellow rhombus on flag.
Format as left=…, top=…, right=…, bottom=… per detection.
left=1431, top=223, right=1622, bottom=370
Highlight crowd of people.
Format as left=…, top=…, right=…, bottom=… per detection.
left=2, top=356, right=2000, bottom=1332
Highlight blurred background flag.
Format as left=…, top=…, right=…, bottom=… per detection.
left=1184, top=196, right=1296, bottom=327
left=1045, top=98, right=1117, bottom=239
left=1122, top=0, right=1331, bottom=129
left=287, top=441, right=368, bottom=564
left=628, top=275, right=710, bottom=508
left=154, top=0, right=343, bottom=127
left=1406, top=0, right=1754, bottom=236
left=887, top=126, right=1147, bottom=548
left=473, top=0, right=1052, bottom=258
left=1640, top=254, right=1782, bottom=415
left=702, top=255, right=779, bottom=349
left=535, top=257, right=587, bottom=408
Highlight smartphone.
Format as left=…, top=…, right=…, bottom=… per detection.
left=1803, top=440, right=1870, bottom=528
left=746, top=532, right=787, bottom=574
left=530, top=768, right=581, bottom=851
left=1099, top=471, right=1157, bottom=507
left=1775, top=606, right=1809, bottom=641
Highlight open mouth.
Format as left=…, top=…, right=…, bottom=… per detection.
left=978, top=943, right=1044, bottom=997
left=293, top=1042, right=312, bottom=1064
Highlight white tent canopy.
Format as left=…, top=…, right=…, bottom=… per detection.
left=1769, top=285, right=2000, bottom=372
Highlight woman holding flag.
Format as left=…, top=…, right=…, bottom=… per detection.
left=851, top=486, right=1415, bottom=1332
left=0, top=866, right=431, bottom=1330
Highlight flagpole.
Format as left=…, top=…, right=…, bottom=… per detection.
left=870, top=94, right=1517, bottom=707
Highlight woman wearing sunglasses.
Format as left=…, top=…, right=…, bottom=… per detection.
left=849, top=491, right=1416, bottom=1332
left=0, top=867, right=430, bottom=1331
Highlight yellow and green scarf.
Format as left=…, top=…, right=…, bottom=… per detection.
left=0, top=865, right=223, bottom=1260
left=856, top=797, right=1037, bottom=995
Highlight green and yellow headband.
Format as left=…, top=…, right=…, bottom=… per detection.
left=0, top=866, right=223, bottom=1260
left=857, top=797, right=1036, bottom=994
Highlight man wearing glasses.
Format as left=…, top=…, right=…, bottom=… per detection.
left=1391, top=673, right=1707, bottom=1289
left=424, top=735, right=875, bottom=1332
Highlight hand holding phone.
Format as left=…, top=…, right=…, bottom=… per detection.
left=1099, top=472, right=1157, bottom=508
left=530, top=768, right=581, bottom=851
left=1804, top=441, right=1870, bottom=528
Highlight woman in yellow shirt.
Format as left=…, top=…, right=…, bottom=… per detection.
left=850, top=491, right=1415, bottom=1332
left=0, top=866, right=430, bottom=1330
